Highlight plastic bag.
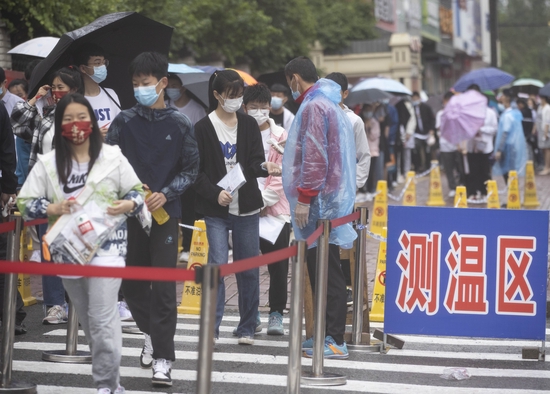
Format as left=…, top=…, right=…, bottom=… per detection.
left=440, top=367, right=471, bottom=381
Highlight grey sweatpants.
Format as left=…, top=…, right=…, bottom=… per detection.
left=63, top=276, right=122, bottom=391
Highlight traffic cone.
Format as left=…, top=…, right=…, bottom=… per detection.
left=178, top=220, right=209, bottom=314
left=523, top=161, right=540, bottom=209
left=370, top=181, right=388, bottom=237
left=370, top=227, right=387, bottom=322
left=454, top=186, right=468, bottom=208
left=402, top=171, right=416, bottom=206
left=426, top=161, right=445, bottom=206
left=506, top=170, right=521, bottom=210
left=486, top=180, right=500, bottom=209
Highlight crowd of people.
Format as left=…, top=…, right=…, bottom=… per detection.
left=0, top=43, right=543, bottom=392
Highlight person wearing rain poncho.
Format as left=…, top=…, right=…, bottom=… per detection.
left=493, top=90, right=528, bottom=184
left=282, top=57, right=356, bottom=360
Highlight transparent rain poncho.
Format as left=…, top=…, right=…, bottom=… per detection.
left=282, top=78, right=357, bottom=248
left=493, top=108, right=528, bottom=176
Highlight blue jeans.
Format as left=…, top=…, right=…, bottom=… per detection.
left=205, top=214, right=260, bottom=338
left=38, top=223, right=65, bottom=308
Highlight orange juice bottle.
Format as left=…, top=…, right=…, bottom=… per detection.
left=145, top=190, right=170, bottom=225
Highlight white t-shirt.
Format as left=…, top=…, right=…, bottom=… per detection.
left=61, top=160, right=89, bottom=199
left=436, top=109, right=458, bottom=153
left=86, top=88, right=121, bottom=129
left=257, top=128, right=271, bottom=190
left=170, top=99, right=206, bottom=125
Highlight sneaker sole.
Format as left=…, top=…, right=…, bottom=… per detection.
left=151, top=379, right=172, bottom=387
left=42, top=320, right=67, bottom=325
left=302, top=351, right=349, bottom=360
left=266, top=328, right=284, bottom=336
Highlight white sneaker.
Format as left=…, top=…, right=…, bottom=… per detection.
left=365, top=193, right=374, bottom=202
left=140, top=333, right=154, bottom=369
left=42, top=305, right=68, bottom=325
left=397, top=174, right=405, bottom=184
left=97, top=389, right=111, bottom=394
left=238, top=336, right=254, bottom=345
left=448, top=190, right=456, bottom=198
left=118, top=301, right=133, bottom=321
left=355, top=193, right=367, bottom=203
left=29, top=250, right=41, bottom=262
left=152, top=358, right=172, bottom=386
left=114, top=386, right=125, bottom=394
left=179, top=251, right=190, bottom=262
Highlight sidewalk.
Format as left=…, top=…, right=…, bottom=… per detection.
left=29, top=169, right=550, bottom=310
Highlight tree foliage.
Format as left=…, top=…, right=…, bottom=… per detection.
left=499, top=0, right=550, bottom=82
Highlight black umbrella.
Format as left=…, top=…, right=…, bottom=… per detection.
left=29, top=12, right=173, bottom=109
left=539, top=83, right=550, bottom=97
left=344, top=88, right=393, bottom=107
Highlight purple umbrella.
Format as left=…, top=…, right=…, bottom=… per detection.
left=453, top=67, right=514, bottom=92
left=440, top=90, right=487, bottom=144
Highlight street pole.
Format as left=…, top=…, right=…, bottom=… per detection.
left=489, top=0, right=498, bottom=67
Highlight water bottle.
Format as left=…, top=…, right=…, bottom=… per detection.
left=70, top=200, right=98, bottom=247
left=145, top=190, right=170, bottom=225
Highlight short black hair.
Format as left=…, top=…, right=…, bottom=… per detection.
left=502, top=88, right=513, bottom=98
left=74, top=43, right=106, bottom=67
left=0, top=67, right=5, bottom=83
left=129, top=52, right=168, bottom=81
left=8, top=79, right=28, bottom=94
left=325, top=72, right=348, bottom=92
left=443, top=91, right=454, bottom=101
left=284, top=56, right=318, bottom=84
left=412, top=91, right=420, bottom=98
left=243, top=83, right=272, bottom=105
left=25, top=59, right=42, bottom=81
left=467, top=84, right=481, bottom=92
left=270, top=83, right=289, bottom=95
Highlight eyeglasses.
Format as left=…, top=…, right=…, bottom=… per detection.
left=88, top=59, right=109, bottom=67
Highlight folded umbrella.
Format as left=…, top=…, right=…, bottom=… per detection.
left=440, top=90, right=487, bottom=144
left=8, top=37, right=60, bottom=58
left=453, top=67, right=514, bottom=92
left=351, top=77, right=412, bottom=95
left=29, top=12, right=173, bottom=109
left=344, top=88, right=393, bottom=107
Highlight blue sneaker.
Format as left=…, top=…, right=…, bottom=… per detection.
left=303, top=336, right=349, bottom=360
left=267, top=312, right=284, bottom=335
left=301, top=337, right=314, bottom=350
left=232, top=312, right=262, bottom=336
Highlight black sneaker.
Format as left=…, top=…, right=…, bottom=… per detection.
left=346, top=287, right=353, bottom=306
left=152, top=358, right=172, bottom=386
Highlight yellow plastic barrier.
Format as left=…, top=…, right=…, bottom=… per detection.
left=454, top=186, right=468, bottom=208
left=370, top=181, right=388, bottom=237
left=506, top=170, right=521, bottom=210
left=486, top=180, right=500, bottom=209
left=177, top=220, right=208, bottom=314
left=402, top=171, right=416, bottom=206
left=370, top=227, right=387, bottom=322
left=17, top=214, right=36, bottom=306
left=523, top=161, right=540, bottom=209
left=426, top=161, right=445, bottom=206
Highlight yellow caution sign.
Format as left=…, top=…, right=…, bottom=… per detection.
left=402, top=171, right=416, bottom=206
left=178, top=220, right=208, bottom=314
left=506, top=171, right=521, bottom=210
left=523, top=161, right=540, bottom=209
left=454, top=186, right=468, bottom=208
left=18, top=227, right=36, bottom=306
left=370, top=227, right=387, bottom=322
left=370, top=181, right=388, bottom=237
left=486, top=180, right=500, bottom=209
left=426, top=161, right=445, bottom=206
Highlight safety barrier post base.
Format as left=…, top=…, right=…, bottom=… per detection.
left=345, top=332, right=381, bottom=351
left=0, top=382, right=37, bottom=393
left=301, top=372, right=346, bottom=386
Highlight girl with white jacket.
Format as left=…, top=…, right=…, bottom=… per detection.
left=17, top=93, right=144, bottom=394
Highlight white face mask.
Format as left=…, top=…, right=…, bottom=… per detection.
left=247, top=108, right=270, bottom=126
left=220, top=95, right=243, bottom=113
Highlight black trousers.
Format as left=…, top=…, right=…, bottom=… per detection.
left=466, top=152, right=492, bottom=196
left=122, top=217, right=178, bottom=361
left=412, top=137, right=428, bottom=172
left=306, top=244, right=347, bottom=345
left=0, top=232, right=26, bottom=324
left=180, top=188, right=201, bottom=252
left=440, top=151, right=464, bottom=192
left=260, top=222, right=291, bottom=315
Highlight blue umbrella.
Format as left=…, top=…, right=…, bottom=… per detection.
left=453, top=67, right=515, bottom=92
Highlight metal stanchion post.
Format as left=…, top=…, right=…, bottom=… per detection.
left=302, top=219, right=346, bottom=386
left=42, top=299, right=92, bottom=363
left=196, top=264, right=219, bottom=394
left=287, top=240, right=307, bottom=394
left=0, top=215, right=36, bottom=393
left=348, top=208, right=379, bottom=351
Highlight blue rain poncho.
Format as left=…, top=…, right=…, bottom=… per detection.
left=282, top=78, right=357, bottom=249
left=493, top=107, right=527, bottom=176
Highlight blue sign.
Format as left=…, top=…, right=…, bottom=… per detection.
left=385, top=206, right=548, bottom=340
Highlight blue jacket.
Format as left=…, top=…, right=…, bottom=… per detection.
left=106, top=104, right=199, bottom=218
left=493, top=107, right=527, bottom=176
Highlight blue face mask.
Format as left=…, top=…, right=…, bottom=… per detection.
left=271, top=96, right=283, bottom=110
left=291, top=77, right=301, bottom=100
left=134, top=81, right=161, bottom=107
left=89, top=65, right=107, bottom=84
left=0, top=87, right=3, bottom=96
left=166, top=88, right=182, bottom=101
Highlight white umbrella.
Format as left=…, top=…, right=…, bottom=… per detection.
left=8, top=37, right=60, bottom=58
left=351, top=77, right=412, bottom=95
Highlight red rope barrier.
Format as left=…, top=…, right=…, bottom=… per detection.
left=330, top=210, right=360, bottom=228
left=0, top=261, right=196, bottom=282
left=24, top=219, right=48, bottom=227
left=0, top=221, right=15, bottom=234
left=306, top=224, right=324, bottom=246
left=219, top=244, right=298, bottom=278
